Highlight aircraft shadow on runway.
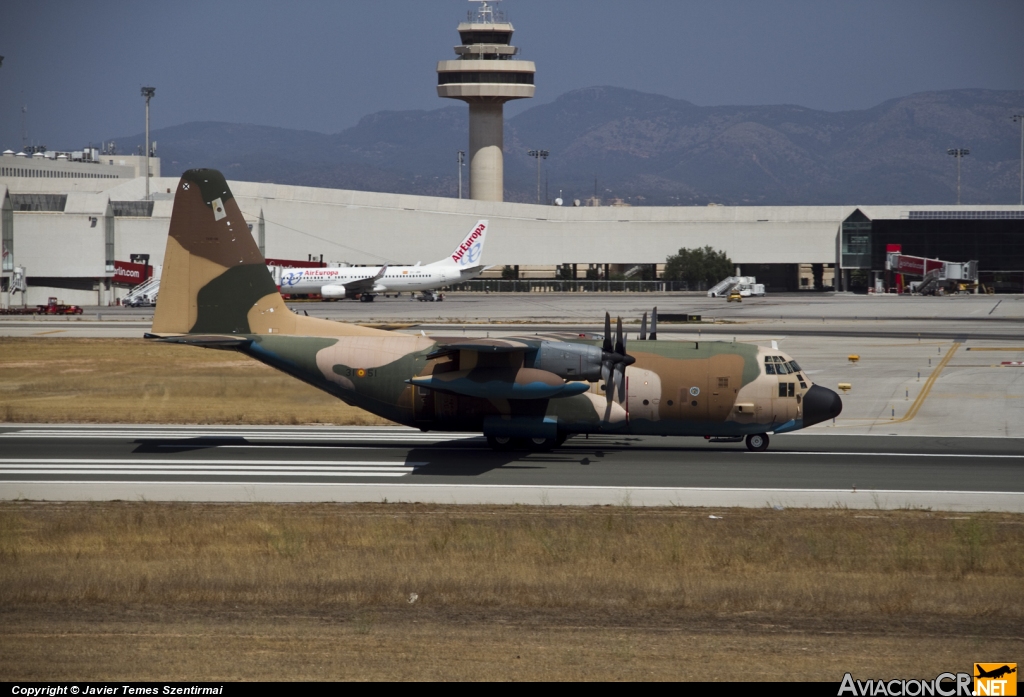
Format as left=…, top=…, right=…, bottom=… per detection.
left=132, top=437, right=252, bottom=453
left=126, top=434, right=774, bottom=478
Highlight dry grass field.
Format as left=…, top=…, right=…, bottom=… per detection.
left=0, top=337, right=390, bottom=425
left=1, top=502, right=1021, bottom=680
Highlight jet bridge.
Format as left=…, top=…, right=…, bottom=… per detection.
left=885, top=248, right=978, bottom=294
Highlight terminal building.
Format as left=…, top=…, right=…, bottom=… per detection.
left=3, top=156, right=1022, bottom=306
left=2, top=2, right=1023, bottom=306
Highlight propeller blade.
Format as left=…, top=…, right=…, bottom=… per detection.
left=640, top=312, right=647, bottom=341
left=615, top=316, right=625, bottom=356
left=603, top=312, right=612, bottom=353
left=650, top=307, right=657, bottom=340
left=613, top=364, right=625, bottom=403
left=601, top=361, right=612, bottom=403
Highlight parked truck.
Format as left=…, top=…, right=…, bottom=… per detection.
left=0, top=297, right=83, bottom=316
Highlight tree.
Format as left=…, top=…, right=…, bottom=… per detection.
left=663, top=246, right=734, bottom=290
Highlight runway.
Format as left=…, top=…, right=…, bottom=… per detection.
left=2, top=425, right=1022, bottom=511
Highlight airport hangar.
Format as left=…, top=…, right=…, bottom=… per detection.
left=2, top=154, right=1024, bottom=307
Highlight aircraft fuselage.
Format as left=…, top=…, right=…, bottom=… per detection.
left=243, top=333, right=840, bottom=439
left=279, top=264, right=459, bottom=295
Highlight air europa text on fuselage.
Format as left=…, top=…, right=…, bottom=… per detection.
left=452, top=225, right=485, bottom=263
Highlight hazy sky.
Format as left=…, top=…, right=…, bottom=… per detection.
left=1, top=0, right=1022, bottom=151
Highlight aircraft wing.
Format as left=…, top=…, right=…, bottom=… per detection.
left=144, top=333, right=253, bottom=350
left=340, top=264, right=388, bottom=294
left=425, top=337, right=538, bottom=360
left=417, top=335, right=603, bottom=400
left=408, top=368, right=589, bottom=400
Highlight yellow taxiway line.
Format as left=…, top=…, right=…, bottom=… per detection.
left=893, top=343, right=960, bottom=424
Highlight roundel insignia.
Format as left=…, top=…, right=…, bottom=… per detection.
left=356, top=369, right=366, bottom=378
left=689, top=386, right=700, bottom=397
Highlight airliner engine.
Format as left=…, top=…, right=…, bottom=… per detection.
left=321, top=285, right=347, bottom=299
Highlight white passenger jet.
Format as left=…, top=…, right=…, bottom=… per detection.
left=277, top=220, right=489, bottom=302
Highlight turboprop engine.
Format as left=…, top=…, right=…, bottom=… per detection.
left=320, top=285, right=347, bottom=299
left=528, top=342, right=604, bottom=381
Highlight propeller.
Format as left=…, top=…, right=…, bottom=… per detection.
left=650, top=306, right=657, bottom=340
left=601, top=312, right=635, bottom=403
left=640, top=312, right=647, bottom=341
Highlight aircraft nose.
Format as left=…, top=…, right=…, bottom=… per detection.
left=802, top=384, right=843, bottom=427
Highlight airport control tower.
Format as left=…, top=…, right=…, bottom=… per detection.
left=437, top=1, right=535, bottom=201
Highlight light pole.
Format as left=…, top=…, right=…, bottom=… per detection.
left=947, top=148, right=969, bottom=205
left=527, top=149, right=549, bottom=204
left=1013, top=115, right=1024, bottom=206
left=141, top=87, right=155, bottom=200
left=457, top=150, right=465, bottom=199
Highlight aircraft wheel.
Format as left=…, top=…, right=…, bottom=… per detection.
left=745, top=433, right=770, bottom=452
left=487, top=435, right=515, bottom=451
left=526, top=436, right=557, bottom=452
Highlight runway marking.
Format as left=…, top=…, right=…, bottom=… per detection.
left=0, top=458, right=417, bottom=466
left=0, top=458, right=423, bottom=478
left=749, top=451, right=1024, bottom=459
left=0, top=429, right=478, bottom=443
left=0, top=471, right=414, bottom=477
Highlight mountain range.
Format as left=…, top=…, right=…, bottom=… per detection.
left=110, top=87, right=1024, bottom=206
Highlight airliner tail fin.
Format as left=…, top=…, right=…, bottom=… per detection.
left=439, top=220, right=488, bottom=268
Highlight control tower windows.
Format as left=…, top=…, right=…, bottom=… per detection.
left=438, top=72, right=535, bottom=86
left=459, top=31, right=512, bottom=45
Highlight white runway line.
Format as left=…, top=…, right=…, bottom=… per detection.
left=0, top=428, right=478, bottom=442
left=0, top=458, right=423, bottom=478
left=0, top=471, right=414, bottom=477
left=749, top=451, right=1024, bottom=459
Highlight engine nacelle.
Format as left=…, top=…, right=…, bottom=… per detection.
left=529, top=342, right=603, bottom=381
left=321, top=285, right=347, bottom=299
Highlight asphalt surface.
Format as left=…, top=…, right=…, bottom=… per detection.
left=4, top=292, right=1022, bottom=341
left=2, top=425, right=1022, bottom=510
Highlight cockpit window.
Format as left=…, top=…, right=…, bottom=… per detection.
left=788, top=360, right=801, bottom=372
left=765, top=363, right=776, bottom=374
left=777, top=362, right=791, bottom=375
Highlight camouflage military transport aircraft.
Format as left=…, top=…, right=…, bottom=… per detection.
left=148, top=169, right=842, bottom=451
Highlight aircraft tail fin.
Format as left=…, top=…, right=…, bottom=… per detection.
left=152, top=169, right=385, bottom=338
left=439, top=219, right=488, bottom=269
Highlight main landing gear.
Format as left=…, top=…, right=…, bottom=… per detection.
left=745, top=433, right=770, bottom=452
left=487, top=434, right=569, bottom=452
